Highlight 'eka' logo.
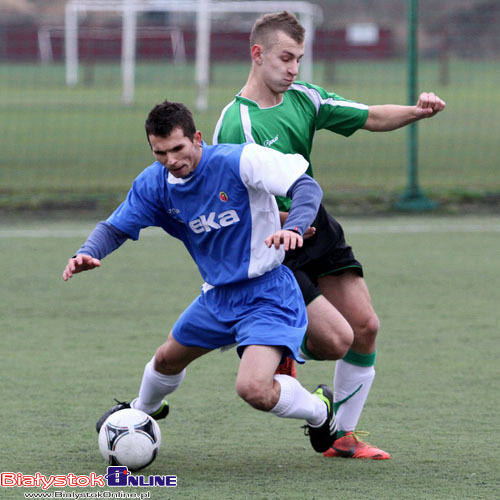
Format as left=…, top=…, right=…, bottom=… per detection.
left=189, top=210, right=240, bottom=233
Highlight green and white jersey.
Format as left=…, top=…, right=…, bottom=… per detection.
left=213, top=81, right=369, bottom=210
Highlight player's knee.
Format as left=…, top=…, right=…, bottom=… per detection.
left=153, top=346, right=183, bottom=375
left=235, top=380, right=274, bottom=411
left=307, top=323, right=353, bottom=360
left=365, top=312, right=380, bottom=340
left=329, top=336, right=352, bottom=360
left=309, top=336, right=352, bottom=361
left=355, top=312, right=380, bottom=345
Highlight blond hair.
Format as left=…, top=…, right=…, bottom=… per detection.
left=250, top=11, right=305, bottom=48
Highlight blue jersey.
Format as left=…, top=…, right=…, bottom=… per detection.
left=108, top=142, right=308, bottom=286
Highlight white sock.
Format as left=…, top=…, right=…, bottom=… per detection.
left=270, top=374, right=327, bottom=426
left=132, top=358, right=186, bottom=414
left=334, top=359, right=375, bottom=432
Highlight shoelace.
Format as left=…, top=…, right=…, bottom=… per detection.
left=303, top=427, right=372, bottom=442
left=348, top=430, right=372, bottom=445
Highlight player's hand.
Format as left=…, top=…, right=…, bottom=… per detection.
left=62, top=254, right=101, bottom=281
left=265, top=230, right=303, bottom=251
left=303, top=226, right=316, bottom=240
left=415, top=92, right=446, bottom=118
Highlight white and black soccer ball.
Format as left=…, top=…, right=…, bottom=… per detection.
left=98, top=408, right=161, bottom=471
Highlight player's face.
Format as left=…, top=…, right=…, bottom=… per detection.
left=259, top=31, right=304, bottom=94
left=149, top=128, right=203, bottom=178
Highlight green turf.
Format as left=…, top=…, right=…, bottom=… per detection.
left=0, top=215, right=499, bottom=499
left=1, top=59, right=499, bottom=208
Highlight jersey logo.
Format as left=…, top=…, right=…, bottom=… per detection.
left=219, top=192, right=228, bottom=202
left=189, top=210, right=240, bottom=234
left=264, top=135, right=279, bottom=147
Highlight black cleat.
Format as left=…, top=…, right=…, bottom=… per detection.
left=304, top=385, right=338, bottom=453
left=149, top=400, right=170, bottom=420
left=96, top=400, right=131, bottom=433
left=96, top=399, right=169, bottom=433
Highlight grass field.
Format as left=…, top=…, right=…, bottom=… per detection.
left=0, top=214, right=499, bottom=499
left=1, top=59, right=500, bottom=210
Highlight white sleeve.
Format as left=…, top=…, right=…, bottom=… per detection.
left=238, top=143, right=309, bottom=196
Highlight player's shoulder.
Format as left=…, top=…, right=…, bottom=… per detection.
left=217, top=96, right=251, bottom=124
left=240, top=142, right=296, bottom=164
left=213, top=98, right=247, bottom=144
left=290, top=80, right=328, bottom=95
left=286, top=81, right=338, bottom=113
left=216, top=141, right=274, bottom=166
left=218, top=97, right=239, bottom=116
left=203, top=142, right=247, bottom=167
left=206, top=141, right=246, bottom=154
left=134, top=161, right=165, bottom=183
left=130, top=162, right=167, bottom=196
left=289, top=81, right=344, bottom=101
left=288, top=81, right=367, bottom=116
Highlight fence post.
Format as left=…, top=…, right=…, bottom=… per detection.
left=395, top=0, right=437, bottom=211
left=195, top=0, right=211, bottom=112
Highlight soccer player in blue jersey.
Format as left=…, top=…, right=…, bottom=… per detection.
left=62, top=100, right=338, bottom=454
left=214, top=11, right=446, bottom=459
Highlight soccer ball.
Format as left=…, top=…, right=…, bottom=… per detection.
left=98, top=408, right=161, bottom=471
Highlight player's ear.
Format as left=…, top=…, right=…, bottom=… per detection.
left=251, top=44, right=263, bottom=64
left=193, top=130, right=202, bottom=146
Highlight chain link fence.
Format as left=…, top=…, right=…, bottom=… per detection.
left=1, top=0, right=498, bottom=212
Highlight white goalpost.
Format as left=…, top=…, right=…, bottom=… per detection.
left=64, top=0, right=323, bottom=109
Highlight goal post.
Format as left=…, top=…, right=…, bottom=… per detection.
left=64, top=0, right=323, bottom=108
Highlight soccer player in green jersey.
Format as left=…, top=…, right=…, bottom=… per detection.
left=213, top=11, right=446, bottom=459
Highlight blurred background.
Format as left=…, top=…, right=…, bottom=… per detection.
left=1, top=0, right=499, bottom=215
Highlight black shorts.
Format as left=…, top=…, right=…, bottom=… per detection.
left=284, top=204, right=363, bottom=305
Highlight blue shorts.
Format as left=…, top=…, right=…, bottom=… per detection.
left=172, top=266, right=307, bottom=363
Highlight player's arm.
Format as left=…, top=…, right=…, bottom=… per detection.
left=265, top=174, right=322, bottom=250
left=239, top=144, right=321, bottom=249
left=279, top=211, right=316, bottom=239
left=62, top=221, right=129, bottom=281
left=363, top=92, right=446, bottom=132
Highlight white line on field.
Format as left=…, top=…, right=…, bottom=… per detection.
left=345, top=223, right=500, bottom=234
left=0, top=229, right=96, bottom=238
left=0, top=222, right=499, bottom=238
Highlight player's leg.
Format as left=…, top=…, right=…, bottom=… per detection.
left=133, top=288, right=243, bottom=416
left=319, top=271, right=378, bottom=432
left=236, top=344, right=337, bottom=453
left=319, top=270, right=379, bottom=354
left=97, top=293, right=227, bottom=432
left=304, top=294, right=353, bottom=360
left=96, top=333, right=209, bottom=432
left=235, top=344, right=282, bottom=410
left=133, top=332, right=211, bottom=415
left=319, top=271, right=389, bottom=459
left=276, top=268, right=353, bottom=376
left=233, top=266, right=337, bottom=452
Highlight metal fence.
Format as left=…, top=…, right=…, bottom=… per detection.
left=1, top=0, right=498, bottom=212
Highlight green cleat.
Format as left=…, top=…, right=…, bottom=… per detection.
left=304, top=385, right=338, bottom=453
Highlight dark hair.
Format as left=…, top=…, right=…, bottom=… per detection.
left=145, top=100, right=196, bottom=141
left=250, top=11, right=305, bottom=48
